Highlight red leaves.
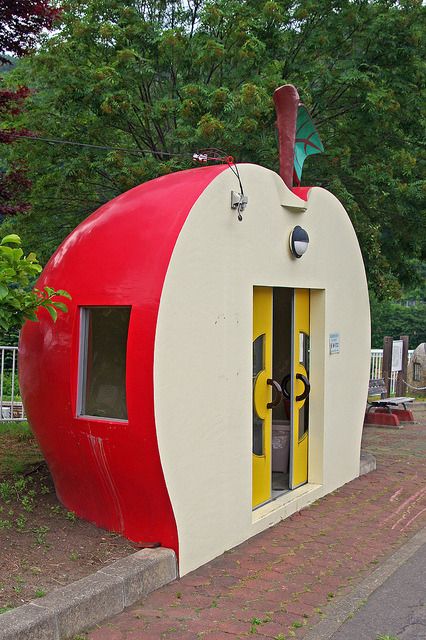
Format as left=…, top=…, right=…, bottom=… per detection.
left=0, top=85, right=32, bottom=115
left=0, top=163, right=32, bottom=216
left=0, top=84, right=33, bottom=144
left=0, top=2, right=59, bottom=215
left=0, top=128, right=34, bottom=144
left=0, top=84, right=33, bottom=215
left=0, top=1, right=61, bottom=63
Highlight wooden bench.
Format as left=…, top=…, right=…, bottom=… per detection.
left=365, top=378, right=415, bottom=426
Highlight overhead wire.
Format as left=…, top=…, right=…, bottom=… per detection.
left=14, top=135, right=239, bottom=168
left=13, top=134, right=247, bottom=217
left=14, top=134, right=189, bottom=158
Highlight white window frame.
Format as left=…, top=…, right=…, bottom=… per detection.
left=76, top=306, right=130, bottom=422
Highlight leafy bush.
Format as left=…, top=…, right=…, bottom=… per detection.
left=0, top=370, right=21, bottom=401
left=0, top=234, right=70, bottom=331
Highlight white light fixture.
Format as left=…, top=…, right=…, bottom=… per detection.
left=289, top=225, right=309, bottom=258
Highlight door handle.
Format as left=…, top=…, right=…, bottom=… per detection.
left=267, top=379, right=283, bottom=409
left=281, top=374, right=291, bottom=400
left=281, top=373, right=311, bottom=402
left=295, top=373, right=310, bottom=402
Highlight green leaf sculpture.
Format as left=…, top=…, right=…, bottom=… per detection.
left=294, top=105, right=324, bottom=182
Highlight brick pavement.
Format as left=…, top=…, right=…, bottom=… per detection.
left=87, top=406, right=426, bottom=639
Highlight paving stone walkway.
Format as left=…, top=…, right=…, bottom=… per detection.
left=87, top=406, right=426, bottom=639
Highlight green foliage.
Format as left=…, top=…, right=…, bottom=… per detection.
left=0, top=234, right=71, bottom=331
left=0, top=420, right=30, bottom=436
left=1, top=0, right=425, bottom=295
left=33, top=524, right=49, bottom=545
left=370, top=295, right=426, bottom=348
left=0, top=370, right=21, bottom=400
left=0, top=606, right=14, bottom=614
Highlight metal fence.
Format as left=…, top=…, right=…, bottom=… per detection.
left=0, top=345, right=416, bottom=422
left=0, top=346, right=25, bottom=421
left=370, top=348, right=414, bottom=395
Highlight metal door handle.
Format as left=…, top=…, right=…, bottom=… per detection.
left=296, top=373, right=310, bottom=402
left=267, top=379, right=283, bottom=408
left=281, top=374, right=291, bottom=400
left=281, top=373, right=311, bottom=402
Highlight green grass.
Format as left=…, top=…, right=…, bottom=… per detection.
left=0, top=421, right=31, bottom=437
left=0, top=606, right=13, bottom=614
left=0, top=421, right=42, bottom=476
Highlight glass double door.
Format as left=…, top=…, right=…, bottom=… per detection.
left=252, top=287, right=310, bottom=509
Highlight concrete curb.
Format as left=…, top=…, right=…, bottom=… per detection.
left=303, top=526, right=426, bottom=640
left=0, top=547, right=177, bottom=640
left=359, top=451, right=376, bottom=476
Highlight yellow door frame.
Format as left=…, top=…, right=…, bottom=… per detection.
left=252, top=286, right=272, bottom=508
left=289, top=288, right=310, bottom=489
left=253, top=286, right=310, bottom=507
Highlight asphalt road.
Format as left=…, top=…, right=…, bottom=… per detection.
left=330, top=542, right=426, bottom=640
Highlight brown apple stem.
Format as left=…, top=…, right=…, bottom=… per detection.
left=273, top=84, right=300, bottom=189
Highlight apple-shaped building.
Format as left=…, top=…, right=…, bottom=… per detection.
left=19, top=87, right=370, bottom=575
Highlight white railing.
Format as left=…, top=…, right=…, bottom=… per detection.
left=0, top=346, right=25, bottom=421
left=370, top=348, right=414, bottom=395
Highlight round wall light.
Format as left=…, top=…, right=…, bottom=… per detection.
left=289, top=225, right=309, bottom=258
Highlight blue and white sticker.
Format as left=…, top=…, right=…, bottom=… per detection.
left=329, top=333, right=340, bottom=354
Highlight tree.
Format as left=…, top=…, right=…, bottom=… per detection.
left=371, top=298, right=426, bottom=349
left=0, top=233, right=70, bottom=331
left=0, top=0, right=59, bottom=217
left=2, top=0, right=425, bottom=293
left=0, top=84, right=33, bottom=216
left=371, top=264, right=426, bottom=348
left=0, top=1, right=59, bottom=64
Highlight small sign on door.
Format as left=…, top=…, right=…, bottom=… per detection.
left=329, top=333, right=340, bottom=354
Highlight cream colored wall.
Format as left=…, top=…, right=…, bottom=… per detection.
left=154, top=164, right=370, bottom=576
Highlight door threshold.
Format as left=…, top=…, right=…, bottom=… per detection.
left=252, top=487, right=298, bottom=512
left=271, top=488, right=290, bottom=501
left=252, top=482, right=322, bottom=523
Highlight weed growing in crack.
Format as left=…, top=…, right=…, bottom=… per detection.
left=250, top=617, right=263, bottom=633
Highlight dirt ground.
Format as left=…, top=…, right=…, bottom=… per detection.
left=0, top=426, right=135, bottom=611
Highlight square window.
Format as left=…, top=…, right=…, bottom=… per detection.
left=78, top=307, right=131, bottom=420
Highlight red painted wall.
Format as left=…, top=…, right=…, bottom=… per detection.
left=19, top=165, right=227, bottom=557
